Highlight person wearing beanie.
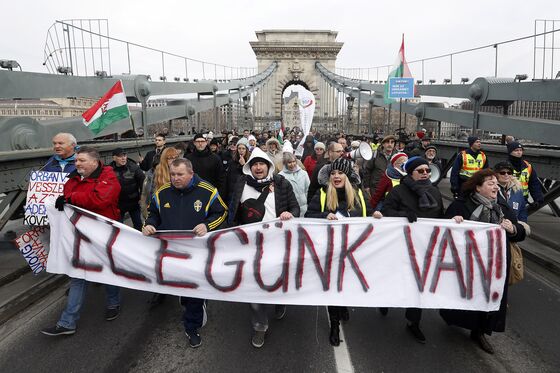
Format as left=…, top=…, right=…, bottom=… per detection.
left=494, top=161, right=528, bottom=222
left=303, top=141, right=326, bottom=179
left=227, top=147, right=299, bottom=349
left=186, top=133, right=226, bottom=197
left=364, top=134, right=397, bottom=193
left=209, top=138, right=220, bottom=154
left=377, top=155, right=444, bottom=344
left=369, top=152, right=408, bottom=211
left=306, top=156, right=372, bottom=347
left=450, top=135, right=488, bottom=198
left=506, top=142, right=544, bottom=205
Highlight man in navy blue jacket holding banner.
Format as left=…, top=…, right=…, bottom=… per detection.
left=142, top=158, right=227, bottom=348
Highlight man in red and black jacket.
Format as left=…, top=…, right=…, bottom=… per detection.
left=41, top=146, right=122, bottom=337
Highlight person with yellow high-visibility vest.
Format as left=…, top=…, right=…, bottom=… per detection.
left=507, top=141, right=544, bottom=206
left=450, top=136, right=488, bottom=198
left=305, top=157, right=372, bottom=347
left=369, top=152, right=408, bottom=211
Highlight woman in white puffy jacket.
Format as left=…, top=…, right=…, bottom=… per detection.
left=279, top=152, right=310, bottom=216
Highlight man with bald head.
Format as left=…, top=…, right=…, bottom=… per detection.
left=44, top=133, right=78, bottom=173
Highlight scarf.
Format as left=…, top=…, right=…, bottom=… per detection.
left=53, top=153, right=77, bottom=172
left=470, top=192, right=503, bottom=224
left=282, top=165, right=301, bottom=174
left=401, top=175, right=438, bottom=209
left=246, top=174, right=273, bottom=192
left=386, top=163, right=406, bottom=180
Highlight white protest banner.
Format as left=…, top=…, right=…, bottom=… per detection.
left=47, top=204, right=507, bottom=311
left=15, top=226, right=50, bottom=275
left=24, top=171, right=68, bottom=226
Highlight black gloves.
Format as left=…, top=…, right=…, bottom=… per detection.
left=406, top=210, right=417, bottom=223
left=55, top=195, right=67, bottom=211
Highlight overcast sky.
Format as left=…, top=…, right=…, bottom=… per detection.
left=2, top=0, right=559, bottom=82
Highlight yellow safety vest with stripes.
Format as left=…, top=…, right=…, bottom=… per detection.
left=459, top=151, right=486, bottom=178
left=320, top=188, right=367, bottom=217
left=513, top=160, right=532, bottom=198
left=385, top=178, right=401, bottom=196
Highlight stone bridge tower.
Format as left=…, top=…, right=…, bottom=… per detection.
left=250, top=30, right=343, bottom=130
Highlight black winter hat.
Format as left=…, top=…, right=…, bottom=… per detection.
left=507, top=141, right=523, bottom=154
left=468, top=136, right=479, bottom=147
left=494, top=161, right=514, bottom=172
left=404, top=156, right=429, bottom=174
left=193, top=133, right=206, bottom=141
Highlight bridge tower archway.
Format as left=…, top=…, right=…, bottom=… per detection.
left=250, top=30, right=343, bottom=132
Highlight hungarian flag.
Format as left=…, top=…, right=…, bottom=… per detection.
left=82, top=80, right=130, bottom=135
left=384, top=35, right=413, bottom=104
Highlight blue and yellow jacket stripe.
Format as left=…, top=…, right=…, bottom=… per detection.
left=145, top=174, right=227, bottom=231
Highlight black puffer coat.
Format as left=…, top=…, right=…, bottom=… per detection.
left=227, top=173, right=300, bottom=226
left=381, top=176, right=444, bottom=219
left=110, top=159, right=145, bottom=212
left=186, top=147, right=225, bottom=197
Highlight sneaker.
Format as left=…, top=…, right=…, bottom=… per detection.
left=186, top=330, right=202, bottom=348
left=201, top=301, right=208, bottom=328
left=378, top=307, right=388, bottom=316
left=470, top=330, right=494, bottom=354
left=105, top=306, right=120, bottom=321
left=274, top=305, right=286, bottom=320
left=41, top=325, right=76, bottom=336
left=251, top=330, right=266, bottom=348
left=407, top=322, right=426, bottom=344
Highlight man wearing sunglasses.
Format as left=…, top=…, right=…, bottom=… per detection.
left=495, top=161, right=528, bottom=222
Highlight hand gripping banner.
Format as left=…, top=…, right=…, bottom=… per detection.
left=47, top=204, right=507, bottom=311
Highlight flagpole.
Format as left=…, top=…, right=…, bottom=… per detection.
left=398, top=98, right=403, bottom=134
left=129, top=115, right=143, bottom=158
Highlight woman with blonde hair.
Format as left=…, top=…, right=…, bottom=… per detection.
left=305, top=157, right=371, bottom=346
left=153, top=147, right=180, bottom=191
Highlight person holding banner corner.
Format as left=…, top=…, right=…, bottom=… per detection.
left=41, top=146, right=122, bottom=337
left=142, top=158, right=227, bottom=348
left=442, top=168, right=525, bottom=354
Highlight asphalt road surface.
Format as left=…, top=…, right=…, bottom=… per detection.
left=0, top=260, right=559, bottom=373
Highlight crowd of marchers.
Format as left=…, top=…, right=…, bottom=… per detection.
left=37, top=127, right=542, bottom=354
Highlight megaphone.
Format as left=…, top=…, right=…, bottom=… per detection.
left=347, top=142, right=373, bottom=161
left=429, top=163, right=442, bottom=185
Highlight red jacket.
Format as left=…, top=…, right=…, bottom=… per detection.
left=64, top=163, right=121, bottom=220
left=369, top=173, right=394, bottom=210
left=303, top=156, right=318, bottom=178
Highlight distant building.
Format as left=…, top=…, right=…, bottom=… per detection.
left=0, top=97, right=98, bottom=120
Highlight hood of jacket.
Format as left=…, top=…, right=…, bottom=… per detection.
left=242, top=147, right=275, bottom=179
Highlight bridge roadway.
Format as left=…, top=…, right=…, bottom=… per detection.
left=0, top=184, right=559, bottom=372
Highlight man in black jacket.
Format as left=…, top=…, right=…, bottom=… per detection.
left=140, top=134, right=166, bottom=171
left=187, top=133, right=226, bottom=197
left=227, top=147, right=299, bottom=349
left=110, top=148, right=145, bottom=230
left=380, top=156, right=444, bottom=344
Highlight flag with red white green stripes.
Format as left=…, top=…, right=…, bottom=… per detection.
left=82, top=80, right=130, bottom=135
left=384, top=35, right=413, bottom=104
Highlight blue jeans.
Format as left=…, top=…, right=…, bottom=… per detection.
left=120, top=205, right=143, bottom=231
left=57, top=278, right=121, bottom=329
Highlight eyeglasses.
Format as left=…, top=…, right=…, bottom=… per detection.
left=498, top=171, right=513, bottom=175
left=415, top=168, right=431, bottom=174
